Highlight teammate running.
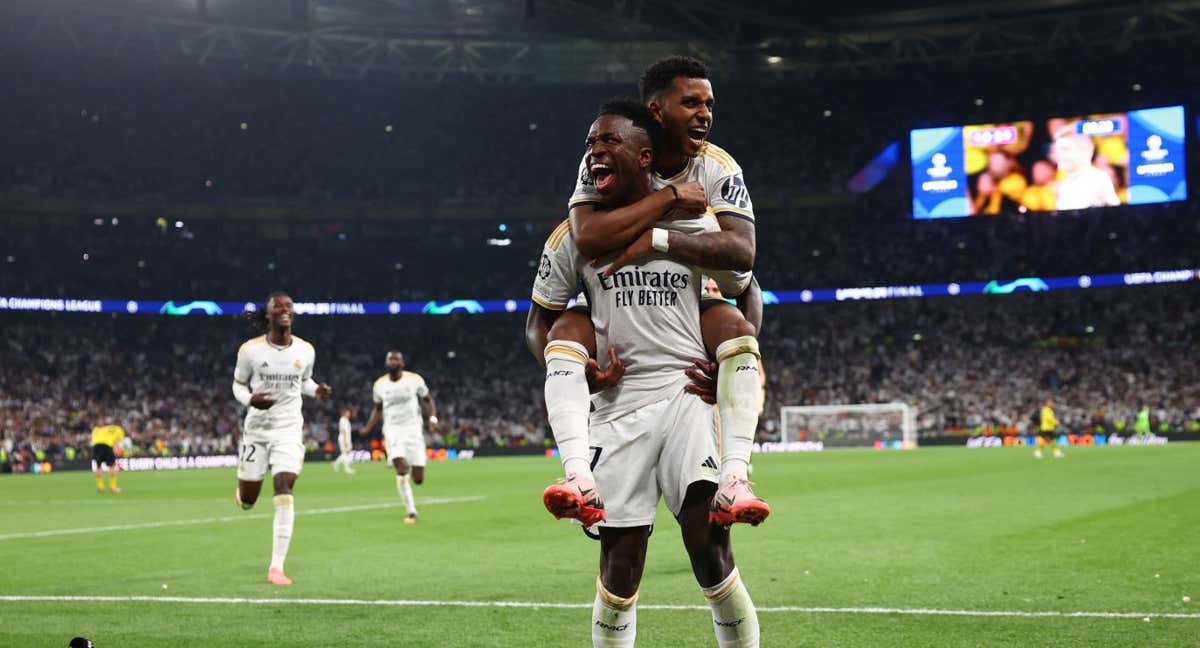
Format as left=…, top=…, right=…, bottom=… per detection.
left=540, top=56, right=768, bottom=528
left=332, top=407, right=356, bottom=474
left=363, top=350, right=438, bottom=525
left=526, top=100, right=760, bottom=648
left=232, top=291, right=332, bottom=586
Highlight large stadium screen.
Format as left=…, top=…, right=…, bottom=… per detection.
left=910, top=105, right=1186, bottom=218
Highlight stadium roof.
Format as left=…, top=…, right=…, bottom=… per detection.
left=3, top=0, right=1199, bottom=82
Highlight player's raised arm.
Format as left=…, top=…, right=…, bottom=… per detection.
left=606, top=212, right=755, bottom=276
left=569, top=186, right=704, bottom=259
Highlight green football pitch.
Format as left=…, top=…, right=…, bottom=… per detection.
left=2, top=445, right=1198, bottom=647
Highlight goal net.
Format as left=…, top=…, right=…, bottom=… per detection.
left=779, top=403, right=917, bottom=449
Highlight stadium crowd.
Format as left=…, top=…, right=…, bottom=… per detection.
left=3, top=203, right=1198, bottom=303
left=3, top=284, right=1198, bottom=470
left=3, top=49, right=1200, bottom=471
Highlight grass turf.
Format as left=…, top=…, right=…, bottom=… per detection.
left=1, top=444, right=1197, bottom=646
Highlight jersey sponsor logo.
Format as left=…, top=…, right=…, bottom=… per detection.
left=719, top=175, right=750, bottom=209
left=596, top=267, right=690, bottom=309
left=538, top=254, right=552, bottom=280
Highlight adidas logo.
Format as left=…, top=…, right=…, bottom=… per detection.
left=260, top=361, right=269, bottom=368
left=701, top=456, right=719, bottom=470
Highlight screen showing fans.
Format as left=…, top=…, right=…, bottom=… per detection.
left=910, top=105, right=1186, bottom=219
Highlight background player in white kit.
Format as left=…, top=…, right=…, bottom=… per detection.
left=232, top=291, right=332, bottom=586
left=526, top=101, right=761, bottom=648
left=363, top=350, right=438, bottom=525
left=332, top=407, right=356, bottom=474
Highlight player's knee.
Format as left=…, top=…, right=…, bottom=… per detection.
left=701, top=305, right=756, bottom=356
left=600, top=556, right=643, bottom=598
left=272, top=474, right=296, bottom=495
left=730, top=319, right=757, bottom=342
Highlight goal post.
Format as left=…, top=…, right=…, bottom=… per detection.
left=780, top=403, right=917, bottom=449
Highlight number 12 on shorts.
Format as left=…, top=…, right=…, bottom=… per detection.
left=241, top=443, right=256, bottom=463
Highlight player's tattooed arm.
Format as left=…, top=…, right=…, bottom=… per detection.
left=569, top=182, right=706, bottom=259
left=605, top=215, right=756, bottom=275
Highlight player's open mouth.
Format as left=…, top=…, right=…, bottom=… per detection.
left=687, top=127, right=708, bottom=147
left=591, top=164, right=616, bottom=192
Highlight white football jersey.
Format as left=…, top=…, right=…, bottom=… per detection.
left=1056, top=166, right=1121, bottom=210
left=570, top=141, right=755, bottom=223
left=569, top=141, right=754, bottom=296
left=373, top=372, right=429, bottom=431
left=234, top=335, right=317, bottom=439
left=532, top=218, right=712, bottom=424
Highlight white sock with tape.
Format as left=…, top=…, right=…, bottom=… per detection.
left=396, top=474, right=416, bottom=515
left=701, top=567, right=760, bottom=648
left=715, top=336, right=762, bottom=481
left=592, top=577, right=638, bottom=648
left=270, top=494, right=294, bottom=571
left=544, top=340, right=593, bottom=477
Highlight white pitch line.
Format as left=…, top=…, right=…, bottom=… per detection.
left=0, top=596, right=1197, bottom=620
left=0, top=496, right=484, bottom=542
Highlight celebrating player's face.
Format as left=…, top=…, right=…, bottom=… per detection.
left=585, top=115, right=653, bottom=202
left=266, top=295, right=294, bottom=329
left=651, top=76, right=714, bottom=158
left=386, top=352, right=404, bottom=372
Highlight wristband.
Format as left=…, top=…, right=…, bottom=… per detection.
left=651, top=228, right=670, bottom=253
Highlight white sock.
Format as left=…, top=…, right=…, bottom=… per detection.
left=270, top=494, right=294, bottom=571
left=592, top=577, right=637, bottom=648
left=396, top=474, right=417, bottom=515
left=715, top=336, right=762, bottom=481
left=544, top=340, right=593, bottom=477
left=701, top=567, right=760, bottom=648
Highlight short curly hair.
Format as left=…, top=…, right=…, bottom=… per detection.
left=639, top=56, right=709, bottom=102
left=598, top=97, right=663, bottom=153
